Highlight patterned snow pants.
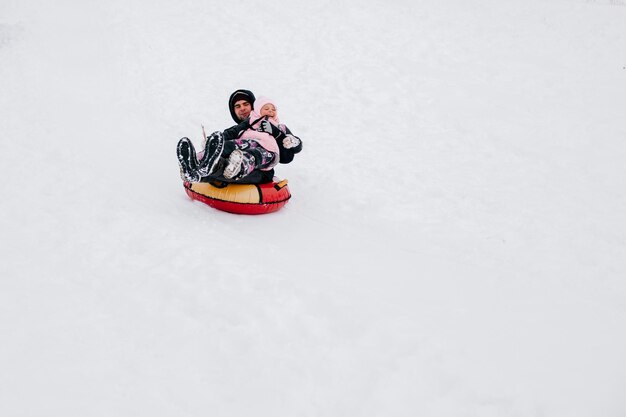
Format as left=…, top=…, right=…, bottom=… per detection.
left=224, top=139, right=278, bottom=178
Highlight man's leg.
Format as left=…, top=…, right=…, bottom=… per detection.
left=197, top=131, right=225, bottom=177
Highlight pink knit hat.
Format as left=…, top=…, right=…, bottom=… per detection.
left=253, top=96, right=277, bottom=112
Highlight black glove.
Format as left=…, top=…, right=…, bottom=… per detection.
left=258, top=119, right=274, bottom=135
left=258, top=119, right=285, bottom=139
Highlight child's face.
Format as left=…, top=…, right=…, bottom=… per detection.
left=260, top=104, right=277, bottom=118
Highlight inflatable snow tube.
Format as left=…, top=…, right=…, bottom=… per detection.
left=183, top=179, right=291, bottom=215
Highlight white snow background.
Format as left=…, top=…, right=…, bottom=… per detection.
left=1, top=0, right=626, bottom=415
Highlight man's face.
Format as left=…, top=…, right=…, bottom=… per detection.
left=233, top=99, right=252, bottom=121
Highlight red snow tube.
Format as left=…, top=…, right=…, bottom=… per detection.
left=183, top=179, right=291, bottom=215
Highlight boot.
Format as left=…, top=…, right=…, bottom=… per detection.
left=224, top=150, right=256, bottom=180
left=223, top=149, right=243, bottom=179
left=198, top=132, right=225, bottom=177
left=177, top=137, right=201, bottom=182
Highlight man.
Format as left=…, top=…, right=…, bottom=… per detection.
left=177, top=89, right=302, bottom=184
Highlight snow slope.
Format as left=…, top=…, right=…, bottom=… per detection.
left=1, top=0, right=626, bottom=415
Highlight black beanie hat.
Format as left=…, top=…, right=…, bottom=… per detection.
left=228, top=89, right=256, bottom=123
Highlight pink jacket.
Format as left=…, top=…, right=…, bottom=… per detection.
left=240, top=108, right=284, bottom=155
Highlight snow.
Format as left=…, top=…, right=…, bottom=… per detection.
left=1, top=0, right=626, bottom=415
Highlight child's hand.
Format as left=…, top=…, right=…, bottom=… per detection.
left=283, top=135, right=301, bottom=149
left=258, top=120, right=274, bottom=135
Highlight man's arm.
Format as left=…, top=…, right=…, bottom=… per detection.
left=256, top=119, right=302, bottom=163
left=277, top=125, right=302, bottom=164
left=222, top=118, right=250, bottom=140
